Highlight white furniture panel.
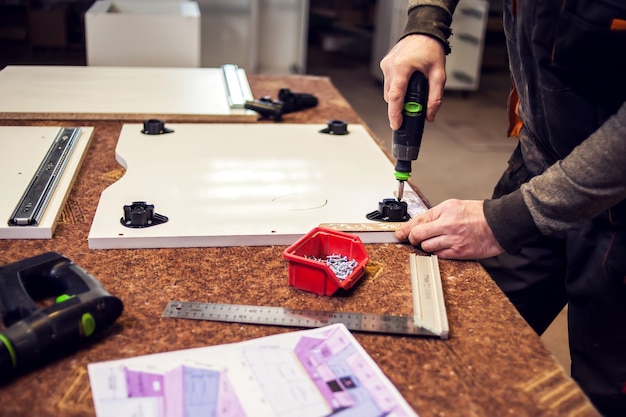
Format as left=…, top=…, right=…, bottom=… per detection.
left=88, top=123, right=423, bottom=249
left=0, top=126, right=94, bottom=239
left=0, top=65, right=254, bottom=121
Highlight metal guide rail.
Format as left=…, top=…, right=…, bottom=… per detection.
left=221, top=64, right=252, bottom=109
left=410, top=253, right=449, bottom=338
left=162, top=255, right=449, bottom=339
left=8, top=127, right=82, bottom=226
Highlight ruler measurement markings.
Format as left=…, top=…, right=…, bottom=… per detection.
left=163, top=301, right=441, bottom=337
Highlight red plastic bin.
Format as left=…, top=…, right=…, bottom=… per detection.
left=283, top=227, right=369, bottom=296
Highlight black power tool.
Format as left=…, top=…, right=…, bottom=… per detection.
left=392, top=71, right=428, bottom=201
left=244, top=88, right=318, bottom=121
left=0, top=252, right=123, bottom=382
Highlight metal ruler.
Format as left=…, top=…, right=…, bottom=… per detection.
left=163, top=255, right=449, bottom=339
left=8, top=127, right=82, bottom=226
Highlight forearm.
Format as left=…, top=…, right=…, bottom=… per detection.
left=524, top=103, right=626, bottom=231
left=403, top=0, right=460, bottom=54
left=485, top=102, right=626, bottom=252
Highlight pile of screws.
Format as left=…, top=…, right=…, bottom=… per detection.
left=306, top=253, right=359, bottom=281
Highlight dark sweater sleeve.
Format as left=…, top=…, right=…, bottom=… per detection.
left=483, top=191, right=542, bottom=254
left=485, top=103, right=626, bottom=254
left=402, top=1, right=459, bottom=54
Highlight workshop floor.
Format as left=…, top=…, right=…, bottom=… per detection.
left=0, top=40, right=571, bottom=377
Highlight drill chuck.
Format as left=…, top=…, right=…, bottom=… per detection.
left=394, top=162, right=412, bottom=180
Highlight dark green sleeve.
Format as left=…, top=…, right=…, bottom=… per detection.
left=483, top=191, right=542, bottom=254
left=401, top=2, right=459, bottom=54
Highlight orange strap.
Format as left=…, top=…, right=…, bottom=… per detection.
left=506, top=0, right=522, bottom=138
left=508, top=82, right=523, bottom=137
left=611, top=18, right=626, bottom=31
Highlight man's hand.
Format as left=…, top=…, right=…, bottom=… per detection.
left=395, top=199, right=505, bottom=260
left=380, top=34, right=447, bottom=129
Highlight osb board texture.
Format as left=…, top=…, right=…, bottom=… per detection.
left=0, top=75, right=598, bottom=417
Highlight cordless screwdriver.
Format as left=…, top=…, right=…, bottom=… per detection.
left=0, top=252, right=123, bottom=382
left=392, top=71, right=428, bottom=201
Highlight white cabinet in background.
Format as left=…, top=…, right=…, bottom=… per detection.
left=86, top=0, right=309, bottom=73
left=195, top=0, right=309, bottom=74
left=85, top=0, right=201, bottom=67
left=370, top=0, right=489, bottom=91
left=445, top=0, right=489, bottom=90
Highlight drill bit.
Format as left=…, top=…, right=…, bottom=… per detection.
left=397, top=180, right=405, bottom=202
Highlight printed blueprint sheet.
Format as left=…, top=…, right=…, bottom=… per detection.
left=88, top=324, right=419, bottom=417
